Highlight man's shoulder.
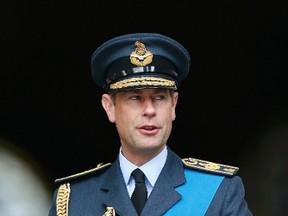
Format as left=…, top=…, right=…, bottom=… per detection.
left=182, top=157, right=239, bottom=176
left=54, top=162, right=112, bottom=185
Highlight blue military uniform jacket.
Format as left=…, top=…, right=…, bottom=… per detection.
left=48, top=148, right=252, bottom=216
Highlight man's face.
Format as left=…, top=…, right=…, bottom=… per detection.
left=101, top=88, right=178, bottom=164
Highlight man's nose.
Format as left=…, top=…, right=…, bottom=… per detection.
left=142, top=99, right=156, bottom=116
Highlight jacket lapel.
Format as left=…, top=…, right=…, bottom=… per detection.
left=141, top=148, right=186, bottom=216
left=101, top=159, right=138, bottom=216
left=100, top=148, right=186, bottom=216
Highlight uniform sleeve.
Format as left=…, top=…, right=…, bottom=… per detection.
left=48, top=189, right=58, bottom=216
left=205, top=176, right=253, bottom=216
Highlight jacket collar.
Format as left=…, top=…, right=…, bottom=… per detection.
left=100, top=147, right=185, bottom=216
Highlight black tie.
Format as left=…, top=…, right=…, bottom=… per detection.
left=131, top=168, right=147, bottom=215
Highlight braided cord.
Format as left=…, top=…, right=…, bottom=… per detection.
left=56, top=183, right=71, bottom=216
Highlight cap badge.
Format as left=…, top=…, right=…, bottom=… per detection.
left=130, top=41, right=153, bottom=67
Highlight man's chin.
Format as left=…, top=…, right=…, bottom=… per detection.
left=137, top=144, right=165, bottom=156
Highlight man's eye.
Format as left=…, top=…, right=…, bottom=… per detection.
left=154, top=95, right=165, bottom=100
left=130, top=95, right=140, bottom=100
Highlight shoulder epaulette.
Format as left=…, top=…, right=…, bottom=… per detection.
left=55, top=162, right=112, bottom=184
left=182, top=157, right=239, bottom=176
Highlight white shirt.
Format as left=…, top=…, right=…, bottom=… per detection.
left=119, top=147, right=168, bottom=198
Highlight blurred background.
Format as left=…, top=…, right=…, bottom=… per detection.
left=1, top=0, right=287, bottom=215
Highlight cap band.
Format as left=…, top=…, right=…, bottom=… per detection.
left=106, top=56, right=178, bottom=84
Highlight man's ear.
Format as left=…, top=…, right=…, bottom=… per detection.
left=101, top=94, right=116, bottom=123
left=172, top=91, right=178, bottom=121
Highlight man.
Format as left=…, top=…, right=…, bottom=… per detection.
left=48, top=33, right=252, bottom=216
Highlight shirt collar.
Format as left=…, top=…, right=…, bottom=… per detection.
left=119, top=147, right=168, bottom=187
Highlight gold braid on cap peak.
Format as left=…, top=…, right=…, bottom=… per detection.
left=130, top=41, right=153, bottom=66
left=109, top=76, right=176, bottom=90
